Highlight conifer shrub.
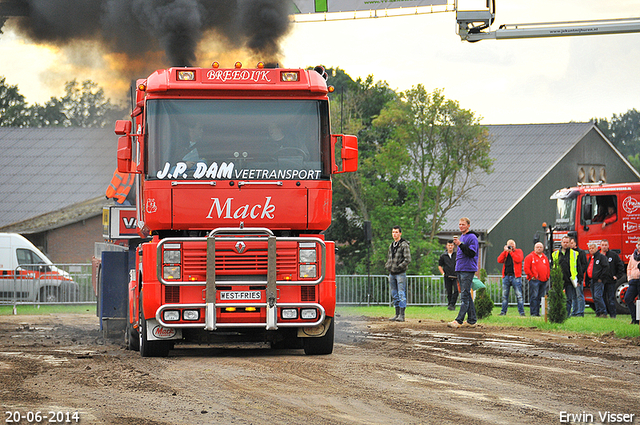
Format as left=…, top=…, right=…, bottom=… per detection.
left=548, top=263, right=568, bottom=323
left=475, top=269, right=494, bottom=319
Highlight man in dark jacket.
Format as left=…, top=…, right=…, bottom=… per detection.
left=586, top=242, right=611, bottom=317
left=600, top=239, right=624, bottom=319
left=438, top=240, right=458, bottom=311
left=385, top=226, right=411, bottom=322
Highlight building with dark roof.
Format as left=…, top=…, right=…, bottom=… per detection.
left=1, top=123, right=637, bottom=269
left=0, top=128, right=117, bottom=262
left=440, top=122, right=640, bottom=274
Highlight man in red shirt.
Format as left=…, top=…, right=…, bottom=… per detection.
left=524, top=242, right=551, bottom=317
left=497, top=239, right=525, bottom=316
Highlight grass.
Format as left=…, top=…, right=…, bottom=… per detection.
left=336, top=305, right=640, bottom=339
left=0, top=304, right=96, bottom=316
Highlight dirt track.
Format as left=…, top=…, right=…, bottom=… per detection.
left=1, top=313, right=639, bottom=425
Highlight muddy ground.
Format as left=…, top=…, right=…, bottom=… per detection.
left=1, top=313, right=639, bottom=425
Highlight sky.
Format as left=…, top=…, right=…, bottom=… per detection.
left=1, top=0, right=640, bottom=124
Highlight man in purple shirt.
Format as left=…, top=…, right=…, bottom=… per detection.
left=448, top=217, right=479, bottom=329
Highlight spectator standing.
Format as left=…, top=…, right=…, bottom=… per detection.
left=438, top=240, right=459, bottom=311
left=600, top=239, right=624, bottom=319
left=385, top=226, right=411, bottom=322
left=497, top=239, right=525, bottom=316
left=625, top=240, right=640, bottom=325
left=569, top=237, right=587, bottom=317
left=524, top=242, right=550, bottom=317
left=551, top=236, right=579, bottom=317
left=448, top=218, right=479, bottom=329
left=585, top=242, right=610, bottom=318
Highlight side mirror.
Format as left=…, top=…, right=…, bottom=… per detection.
left=115, top=120, right=138, bottom=173
left=117, top=135, right=133, bottom=173
left=115, top=120, right=132, bottom=136
left=331, top=134, right=358, bottom=174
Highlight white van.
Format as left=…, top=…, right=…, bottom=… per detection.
left=0, top=233, right=78, bottom=303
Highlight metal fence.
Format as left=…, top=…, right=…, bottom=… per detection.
left=1, top=265, right=529, bottom=309
left=0, top=263, right=97, bottom=307
left=337, top=274, right=532, bottom=307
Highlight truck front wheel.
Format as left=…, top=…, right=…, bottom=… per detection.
left=303, top=317, right=334, bottom=355
left=615, top=280, right=630, bottom=315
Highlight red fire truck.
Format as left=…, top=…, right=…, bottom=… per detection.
left=549, top=182, right=640, bottom=313
left=114, top=62, right=357, bottom=356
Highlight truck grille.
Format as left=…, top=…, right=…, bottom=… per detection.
left=181, top=240, right=298, bottom=278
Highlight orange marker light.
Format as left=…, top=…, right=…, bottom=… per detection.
left=212, top=61, right=220, bottom=68
left=257, top=62, right=265, bottom=69
left=235, top=61, right=242, bottom=69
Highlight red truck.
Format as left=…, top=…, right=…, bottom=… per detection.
left=114, top=62, right=357, bottom=356
left=549, top=182, right=640, bottom=313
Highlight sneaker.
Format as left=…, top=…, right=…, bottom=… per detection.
left=520, top=313, right=525, bottom=316
left=447, top=305, right=455, bottom=311
left=498, top=313, right=506, bottom=316
left=630, top=321, right=639, bottom=325
left=462, top=322, right=476, bottom=328
left=447, top=320, right=461, bottom=329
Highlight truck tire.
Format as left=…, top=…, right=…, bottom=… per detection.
left=303, top=317, right=334, bottom=355
left=125, top=322, right=139, bottom=351
left=615, top=279, right=630, bottom=315
left=139, top=297, right=171, bottom=358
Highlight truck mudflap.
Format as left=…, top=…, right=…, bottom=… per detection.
left=145, top=318, right=183, bottom=341
left=298, top=317, right=332, bottom=338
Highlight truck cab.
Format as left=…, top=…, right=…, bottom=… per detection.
left=550, top=183, right=640, bottom=312
left=115, top=63, right=358, bottom=356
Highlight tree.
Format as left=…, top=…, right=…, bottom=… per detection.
left=0, top=76, right=29, bottom=127
left=59, top=80, right=126, bottom=127
left=371, top=86, right=493, bottom=272
left=595, top=109, right=640, bottom=161
left=324, top=69, right=397, bottom=274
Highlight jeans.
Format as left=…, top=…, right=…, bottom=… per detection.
left=624, top=279, right=639, bottom=323
left=529, top=279, right=547, bottom=316
left=455, top=271, right=477, bottom=325
left=564, top=283, right=577, bottom=316
left=571, top=281, right=585, bottom=317
left=604, top=282, right=617, bottom=318
left=444, top=276, right=459, bottom=307
left=389, top=272, right=407, bottom=308
left=592, top=280, right=607, bottom=315
left=501, top=275, right=524, bottom=315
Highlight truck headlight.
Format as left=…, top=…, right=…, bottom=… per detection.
left=183, top=310, right=199, bottom=321
left=163, top=250, right=181, bottom=264
left=163, top=266, right=181, bottom=280
left=163, top=310, right=180, bottom=321
left=299, top=249, right=316, bottom=263
left=282, top=309, right=298, bottom=319
left=301, top=309, right=317, bottom=320
left=299, top=264, right=316, bottom=279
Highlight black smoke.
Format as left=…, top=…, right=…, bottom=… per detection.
left=1, top=0, right=292, bottom=68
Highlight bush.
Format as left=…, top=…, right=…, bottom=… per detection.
left=475, top=269, right=494, bottom=319
left=475, top=288, right=494, bottom=319
left=548, top=264, right=568, bottom=324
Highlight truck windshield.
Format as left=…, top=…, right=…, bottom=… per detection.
left=555, top=198, right=576, bottom=229
left=146, top=99, right=329, bottom=181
